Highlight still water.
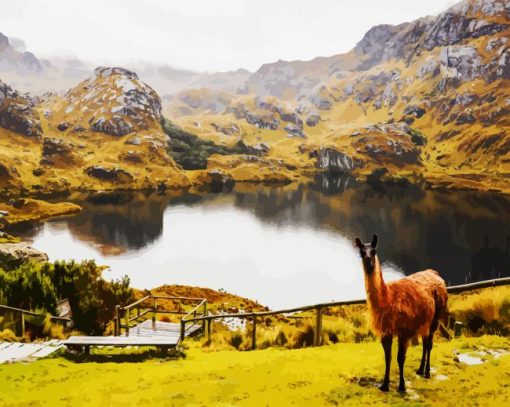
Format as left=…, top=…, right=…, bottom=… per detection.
left=18, top=175, right=510, bottom=309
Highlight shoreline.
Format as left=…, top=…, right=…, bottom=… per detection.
left=0, top=169, right=509, bottom=202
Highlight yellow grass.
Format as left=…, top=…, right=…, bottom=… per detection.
left=0, top=336, right=509, bottom=406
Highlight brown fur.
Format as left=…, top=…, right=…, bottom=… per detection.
left=355, top=235, right=448, bottom=392
left=366, top=258, right=447, bottom=339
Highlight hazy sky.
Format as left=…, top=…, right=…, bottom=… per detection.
left=1, top=0, right=456, bottom=72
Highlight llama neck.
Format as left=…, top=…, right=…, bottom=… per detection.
left=364, top=256, right=388, bottom=308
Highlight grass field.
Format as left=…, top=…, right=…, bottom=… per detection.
left=0, top=335, right=509, bottom=406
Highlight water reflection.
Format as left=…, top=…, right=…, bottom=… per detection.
left=16, top=175, right=510, bottom=307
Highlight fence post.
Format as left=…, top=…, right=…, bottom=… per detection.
left=207, top=318, right=212, bottom=342
left=20, top=313, right=25, bottom=337
left=125, top=308, right=130, bottom=337
left=152, top=297, right=157, bottom=324
left=180, top=319, right=186, bottom=342
left=202, top=301, right=207, bottom=332
left=454, top=321, right=463, bottom=338
left=314, top=306, right=323, bottom=346
left=114, top=305, right=120, bottom=336
left=251, top=316, right=257, bottom=350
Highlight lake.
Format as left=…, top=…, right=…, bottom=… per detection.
left=17, top=175, right=510, bottom=309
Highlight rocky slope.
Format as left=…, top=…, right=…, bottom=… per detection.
left=0, top=67, right=189, bottom=195
left=166, top=0, right=510, bottom=193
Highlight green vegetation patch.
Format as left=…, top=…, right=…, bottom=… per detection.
left=162, top=118, right=263, bottom=170
left=0, top=260, right=134, bottom=335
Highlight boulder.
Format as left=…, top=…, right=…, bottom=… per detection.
left=456, top=110, right=477, bottom=124
left=85, top=166, right=133, bottom=182
left=284, top=123, right=306, bottom=138
left=125, top=136, right=142, bottom=146
left=403, top=105, right=426, bottom=118
left=40, top=137, right=78, bottom=166
left=90, top=116, right=134, bottom=137
left=210, top=122, right=240, bottom=136
left=315, top=148, right=362, bottom=173
left=57, top=122, right=70, bottom=132
left=207, top=169, right=234, bottom=191
left=279, top=111, right=303, bottom=128
left=305, top=113, right=320, bottom=127
left=119, top=151, right=144, bottom=164
left=0, top=242, right=48, bottom=270
left=245, top=111, right=279, bottom=130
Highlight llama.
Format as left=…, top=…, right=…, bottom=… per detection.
left=354, top=234, right=447, bottom=392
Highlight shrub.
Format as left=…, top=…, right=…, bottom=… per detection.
left=229, top=331, right=244, bottom=349
left=0, top=260, right=134, bottom=335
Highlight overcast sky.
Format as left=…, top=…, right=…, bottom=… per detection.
left=1, top=0, right=456, bottom=72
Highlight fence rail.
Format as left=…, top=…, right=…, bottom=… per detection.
left=0, top=304, right=72, bottom=337
left=115, top=295, right=207, bottom=337
left=182, top=276, right=510, bottom=350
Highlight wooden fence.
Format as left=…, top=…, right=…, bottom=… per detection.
left=181, top=276, right=510, bottom=350
left=0, top=304, right=72, bottom=337
left=114, top=295, right=207, bottom=337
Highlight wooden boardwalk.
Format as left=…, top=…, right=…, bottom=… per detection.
left=64, top=320, right=202, bottom=351
left=0, top=340, right=64, bottom=364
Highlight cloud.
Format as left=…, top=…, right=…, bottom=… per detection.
left=0, top=0, right=454, bottom=72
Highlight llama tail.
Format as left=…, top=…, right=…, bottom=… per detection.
left=433, top=285, right=449, bottom=327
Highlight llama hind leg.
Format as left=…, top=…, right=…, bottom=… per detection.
left=397, top=338, right=409, bottom=392
left=424, top=334, right=434, bottom=378
left=416, top=336, right=427, bottom=376
left=379, top=335, right=392, bottom=392
left=424, top=317, right=440, bottom=378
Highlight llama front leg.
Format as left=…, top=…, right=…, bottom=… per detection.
left=397, top=338, right=409, bottom=392
left=416, top=336, right=427, bottom=376
left=380, top=335, right=392, bottom=392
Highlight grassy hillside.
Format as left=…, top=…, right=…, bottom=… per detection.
left=0, top=336, right=508, bottom=406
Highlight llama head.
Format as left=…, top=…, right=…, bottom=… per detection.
left=354, top=234, right=378, bottom=275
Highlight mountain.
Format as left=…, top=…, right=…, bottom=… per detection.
left=165, top=0, right=510, bottom=193
left=0, top=0, right=509, bottom=194
left=0, top=31, right=251, bottom=98
left=0, top=67, right=189, bottom=195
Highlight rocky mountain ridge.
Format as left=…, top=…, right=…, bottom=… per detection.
left=0, top=0, right=509, bottom=194
left=165, top=0, right=510, bottom=193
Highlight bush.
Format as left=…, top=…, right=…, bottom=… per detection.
left=162, top=117, right=264, bottom=170
left=0, top=260, right=134, bottom=335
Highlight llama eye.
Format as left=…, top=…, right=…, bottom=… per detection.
left=371, top=250, right=376, bottom=255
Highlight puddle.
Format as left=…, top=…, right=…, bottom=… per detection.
left=454, top=348, right=509, bottom=366
left=455, top=352, right=484, bottom=365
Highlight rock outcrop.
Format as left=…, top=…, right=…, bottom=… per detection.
left=59, top=67, right=163, bottom=137
left=0, top=242, right=48, bottom=270
left=315, top=148, right=362, bottom=173
left=0, top=81, right=42, bottom=138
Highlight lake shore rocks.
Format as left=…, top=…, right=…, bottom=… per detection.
left=0, top=242, right=49, bottom=270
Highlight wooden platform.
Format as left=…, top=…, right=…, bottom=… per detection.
left=0, top=340, right=64, bottom=364
left=64, top=320, right=202, bottom=350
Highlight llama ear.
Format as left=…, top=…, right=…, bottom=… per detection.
left=355, top=237, right=363, bottom=249
left=371, top=234, right=378, bottom=248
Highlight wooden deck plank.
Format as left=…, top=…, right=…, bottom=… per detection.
left=64, top=319, right=202, bottom=349
left=64, top=336, right=178, bottom=346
